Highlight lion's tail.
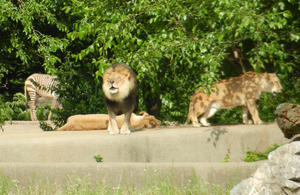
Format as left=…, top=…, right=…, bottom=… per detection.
left=184, top=97, right=194, bottom=125
left=184, top=115, right=191, bottom=125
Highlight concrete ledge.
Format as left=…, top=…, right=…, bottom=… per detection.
left=4, top=121, right=41, bottom=125
left=0, top=122, right=288, bottom=163
left=0, top=122, right=284, bottom=187
left=0, top=162, right=263, bottom=187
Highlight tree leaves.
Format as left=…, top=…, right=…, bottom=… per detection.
left=0, top=0, right=299, bottom=123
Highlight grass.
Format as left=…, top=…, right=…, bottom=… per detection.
left=243, top=144, right=281, bottom=162
left=94, top=154, right=103, bottom=163
left=0, top=172, right=231, bottom=195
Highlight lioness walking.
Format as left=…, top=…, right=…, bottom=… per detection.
left=185, top=72, right=282, bottom=127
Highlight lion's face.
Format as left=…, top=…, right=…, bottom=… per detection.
left=103, top=71, right=131, bottom=102
left=102, top=64, right=137, bottom=102
left=261, top=73, right=282, bottom=94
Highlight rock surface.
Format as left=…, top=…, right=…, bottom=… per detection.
left=275, top=103, right=300, bottom=139
left=230, top=141, right=300, bottom=195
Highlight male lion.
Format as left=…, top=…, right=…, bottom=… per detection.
left=102, top=63, right=138, bottom=134
left=185, top=72, right=282, bottom=127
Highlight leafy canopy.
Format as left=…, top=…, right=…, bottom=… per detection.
left=0, top=0, right=299, bottom=124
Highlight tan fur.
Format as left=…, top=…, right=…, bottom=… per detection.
left=185, top=72, right=282, bottom=127
left=102, top=64, right=138, bottom=135
left=102, top=66, right=134, bottom=102
left=57, top=112, right=160, bottom=131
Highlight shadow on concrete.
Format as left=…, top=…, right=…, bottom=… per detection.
left=206, top=127, right=228, bottom=147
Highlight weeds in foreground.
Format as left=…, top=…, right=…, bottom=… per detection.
left=0, top=172, right=231, bottom=195
left=222, top=153, right=230, bottom=163
left=243, top=144, right=281, bottom=162
left=94, top=154, right=103, bottom=163
left=39, top=121, right=55, bottom=131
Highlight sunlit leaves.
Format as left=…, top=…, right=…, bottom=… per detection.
left=61, top=0, right=299, bottom=121
left=0, top=0, right=299, bottom=122
left=0, top=0, right=69, bottom=75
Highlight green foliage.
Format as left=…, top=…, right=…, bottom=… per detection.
left=0, top=0, right=299, bottom=124
left=0, top=93, right=56, bottom=129
left=59, top=0, right=299, bottom=123
left=0, top=93, right=27, bottom=126
left=259, top=93, right=283, bottom=122
left=243, top=144, right=281, bottom=162
left=94, top=154, right=103, bottom=163
left=35, top=105, right=50, bottom=121
left=51, top=61, right=107, bottom=127
left=0, top=0, right=69, bottom=99
left=222, top=154, right=230, bottom=163
left=39, top=121, right=55, bottom=131
left=0, top=96, right=13, bottom=127
left=209, top=107, right=243, bottom=125
left=9, top=93, right=29, bottom=120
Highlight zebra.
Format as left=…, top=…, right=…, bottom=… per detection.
left=24, top=73, right=61, bottom=121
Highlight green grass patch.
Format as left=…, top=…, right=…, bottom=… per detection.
left=243, top=144, right=281, bottom=162
left=94, top=154, right=103, bottom=163
left=222, top=153, right=230, bottom=163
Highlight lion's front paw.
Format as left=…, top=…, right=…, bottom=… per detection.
left=248, top=120, right=253, bottom=124
left=200, top=118, right=211, bottom=127
left=108, top=122, right=120, bottom=135
left=243, top=119, right=253, bottom=125
left=108, top=126, right=119, bottom=135
left=120, top=125, right=132, bottom=135
left=201, top=123, right=211, bottom=127
left=254, top=120, right=264, bottom=125
left=193, top=124, right=201, bottom=127
left=109, top=130, right=119, bottom=135
left=120, top=130, right=131, bottom=135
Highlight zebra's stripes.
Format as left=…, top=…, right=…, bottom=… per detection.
left=24, top=73, right=60, bottom=121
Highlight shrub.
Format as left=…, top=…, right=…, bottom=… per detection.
left=243, top=144, right=281, bottom=162
left=94, top=154, right=103, bottom=163
left=0, top=96, right=13, bottom=129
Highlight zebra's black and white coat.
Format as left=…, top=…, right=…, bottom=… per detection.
left=24, top=73, right=60, bottom=121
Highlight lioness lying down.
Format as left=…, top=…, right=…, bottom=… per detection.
left=57, top=111, right=160, bottom=131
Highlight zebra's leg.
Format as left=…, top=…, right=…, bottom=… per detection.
left=47, top=100, right=55, bottom=120
left=27, top=91, right=38, bottom=121
left=47, top=111, right=53, bottom=121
